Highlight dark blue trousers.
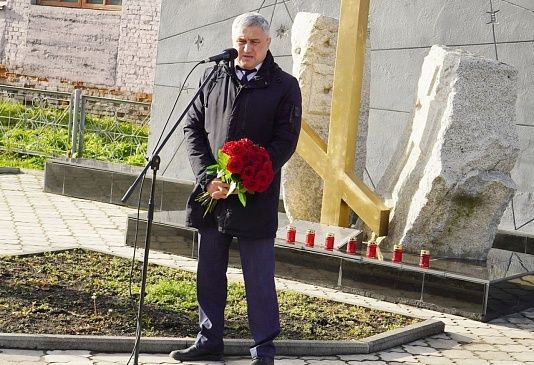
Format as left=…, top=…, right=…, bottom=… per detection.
left=194, top=227, right=280, bottom=358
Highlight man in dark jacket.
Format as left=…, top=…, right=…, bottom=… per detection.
left=169, top=12, right=301, bottom=365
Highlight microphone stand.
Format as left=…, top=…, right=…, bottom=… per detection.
left=121, top=61, right=224, bottom=365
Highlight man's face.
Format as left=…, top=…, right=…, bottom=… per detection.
left=233, top=25, right=271, bottom=70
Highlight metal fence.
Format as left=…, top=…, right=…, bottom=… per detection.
left=0, top=84, right=150, bottom=163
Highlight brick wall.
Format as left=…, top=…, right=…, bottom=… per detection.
left=116, top=0, right=161, bottom=93
left=0, top=0, right=161, bottom=100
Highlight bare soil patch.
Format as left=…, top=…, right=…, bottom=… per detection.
left=0, top=249, right=419, bottom=340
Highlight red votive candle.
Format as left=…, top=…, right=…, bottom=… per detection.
left=366, top=242, right=377, bottom=259
left=346, top=237, right=358, bottom=255
left=324, top=233, right=334, bottom=250
left=305, top=229, right=315, bottom=247
left=392, top=244, right=403, bottom=263
left=419, top=249, right=430, bottom=268
left=286, top=226, right=296, bottom=244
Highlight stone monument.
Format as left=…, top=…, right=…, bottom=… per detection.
left=383, top=45, right=519, bottom=260
left=281, top=12, right=370, bottom=223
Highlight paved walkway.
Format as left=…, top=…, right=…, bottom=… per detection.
left=1, top=171, right=534, bottom=365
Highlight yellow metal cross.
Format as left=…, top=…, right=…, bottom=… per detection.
left=295, top=0, right=390, bottom=236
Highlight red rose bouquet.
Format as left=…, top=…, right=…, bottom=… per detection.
left=196, top=138, right=274, bottom=217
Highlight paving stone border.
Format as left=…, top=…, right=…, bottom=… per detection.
left=0, top=319, right=443, bottom=356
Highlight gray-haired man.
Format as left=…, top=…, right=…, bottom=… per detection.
left=169, top=12, right=302, bottom=365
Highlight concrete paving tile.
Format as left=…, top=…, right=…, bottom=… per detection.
left=425, top=339, right=461, bottom=349
left=347, top=361, right=388, bottom=365
left=391, top=347, right=412, bottom=353
left=403, top=345, right=440, bottom=355
left=496, top=323, right=525, bottom=331
left=0, top=248, right=25, bottom=256
left=407, top=340, right=430, bottom=346
left=439, top=349, right=478, bottom=359
left=488, top=361, right=528, bottom=365
left=461, top=343, right=500, bottom=351
left=445, top=332, right=477, bottom=343
left=0, top=242, right=22, bottom=247
left=479, top=336, right=517, bottom=345
left=415, top=355, right=456, bottom=365
left=302, top=357, right=340, bottom=363
left=510, top=351, right=534, bottom=362
left=494, top=344, right=532, bottom=353
left=91, top=353, right=134, bottom=362
left=46, top=350, right=91, bottom=356
left=265, top=359, right=306, bottom=365
left=454, top=360, right=490, bottom=365
left=0, top=349, right=44, bottom=362
left=516, top=323, right=534, bottom=331
left=137, top=353, right=178, bottom=363
left=378, top=352, right=419, bottom=362
left=515, top=338, right=534, bottom=348
left=338, top=354, right=379, bottom=361
left=469, top=328, right=506, bottom=336
left=476, top=351, right=516, bottom=361
left=222, top=358, right=251, bottom=365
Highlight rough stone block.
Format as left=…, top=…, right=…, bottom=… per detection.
left=384, top=45, right=519, bottom=260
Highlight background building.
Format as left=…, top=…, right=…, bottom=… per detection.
left=0, top=0, right=161, bottom=101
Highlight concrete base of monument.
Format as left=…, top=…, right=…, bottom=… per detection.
left=126, top=211, right=534, bottom=322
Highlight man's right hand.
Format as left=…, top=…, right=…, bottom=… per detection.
left=206, top=178, right=230, bottom=200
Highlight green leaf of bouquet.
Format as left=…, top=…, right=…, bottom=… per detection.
left=218, top=150, right=229, bottom=167
left=206, top=165, right=218, bottom=174
left=238, top=191, right=246, bottom=207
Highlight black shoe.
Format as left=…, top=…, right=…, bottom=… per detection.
left=250, top=357, right=274, bottom=365
left=169, top=345, right=223, bottom=362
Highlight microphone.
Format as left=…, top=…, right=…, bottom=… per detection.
left=200, top=48, right=238, bottom=64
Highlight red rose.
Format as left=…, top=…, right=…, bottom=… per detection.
left=241, top=165, right=255, bottom=180
left=221, top=141, right=236, bottom=155
left=254, top=170, right=269, bottom=192
left=240, top=151, right=256, bottom=165
left=252, top=160, right=264, bottom=173
left=229, top=144, right=245, bottom=158
left=226, top=157, right=244, bottom=174
left=257, top=147, right=269, bottom=163
left=243, top=177, right=259, bottom=192
left=261, top=160, right=273, bottom=174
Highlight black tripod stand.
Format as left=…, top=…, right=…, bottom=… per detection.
left=121, top=61, right=224, bottom=365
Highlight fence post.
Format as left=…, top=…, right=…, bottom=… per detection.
left=70, top=89, right=81, bottom=159
left=78, top=93, right=86, bottom=158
